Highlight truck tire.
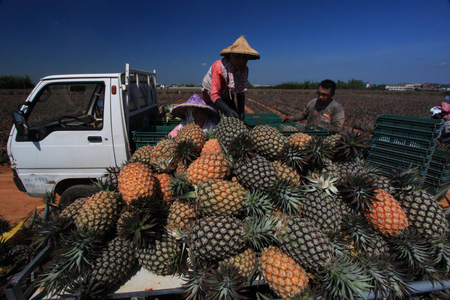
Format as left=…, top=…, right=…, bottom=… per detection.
left=58, top=184, right=97, bottom=210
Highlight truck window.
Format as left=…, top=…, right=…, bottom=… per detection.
left=128, top=82, right=149, bottom=111
left=26, top=82, right=105, bottom=129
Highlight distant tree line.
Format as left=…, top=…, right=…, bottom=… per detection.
left=250, top=79, right=386, bottom=90
left=0, top=75, right=34, bottom=89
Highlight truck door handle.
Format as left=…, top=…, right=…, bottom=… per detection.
left=88, top=136, right=102, bottom=143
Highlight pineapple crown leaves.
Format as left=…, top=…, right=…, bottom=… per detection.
left=337, top=172, right=378, bottom=214
left=340, top=215, right=379, bottom=254
left=356, top=256, right=413, bottom=300
left=333, top=128, right=370, bottom=161
left=0, top=215, right=11, bottom=236
left=39, top=229, right=103, bottom=296
left=430, top=236, right=450, bottom=277
left=317, top=255, right=373, bottom=300
left=205, top=127, right=216, bottom=140
left=386, top=228, right=443, bottom=284
left=280, top=142, right=309, bottom=174
left=204, top=262, right=249, bottom=300
left=177, top=139, right=200, bottom=166
left=388, top=166, right=423, bottom=192
left=227, top=132, right=256, bottom=164
left=268, top=179, right=303, bottom=215
left=31, top=214, right=72, bottom=251
left=302, top=137, right=334, bottom=170
left=242, top=216, right=277, bottom=252
left=304, top=172, right=339, bottom=196
left=182, top=252, right=214, bottom=300
left=117, top=211, right=159, bottom=248
left=243, top=190, right=274, bottom=220
left=170, top=173, right=195, bottom=196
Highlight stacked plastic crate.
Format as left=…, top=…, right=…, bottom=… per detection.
left=423, top=149, right=450, bottom=195
left=367, top=114, right=443, bottom=181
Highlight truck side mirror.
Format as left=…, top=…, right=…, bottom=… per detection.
left=12, top=111, right=29, bottom=137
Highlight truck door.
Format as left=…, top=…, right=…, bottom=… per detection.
left=8, top=79, right=116, bottom=197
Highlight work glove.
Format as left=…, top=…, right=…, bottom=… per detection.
left=237, top=96, right=245, bottom=121
left=215, top=98, right=239, bottom=118
left=282, top=116, right=293, bottom=123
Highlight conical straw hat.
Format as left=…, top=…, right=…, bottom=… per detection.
left=220, top=36, right=260, bottom=60
left=172, top=94, right=217, bottom=119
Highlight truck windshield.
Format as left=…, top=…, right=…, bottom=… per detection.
left=26, top=82, right=104, bottom=128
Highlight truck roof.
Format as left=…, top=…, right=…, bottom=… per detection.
left=41, top=73, right=122, bottom=80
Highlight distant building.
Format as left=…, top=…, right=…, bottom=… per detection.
left=385, top=83, right=421, bottom=91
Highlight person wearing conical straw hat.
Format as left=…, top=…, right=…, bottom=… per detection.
left=202, top=35, right=260, bottom=121
left=168, top=93, right=218, bottom=138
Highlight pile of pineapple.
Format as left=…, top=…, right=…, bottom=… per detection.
left=4, top=116, right=450, bottom=299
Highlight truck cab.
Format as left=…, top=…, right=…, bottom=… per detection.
left=7, top=64, right=158, bottom=205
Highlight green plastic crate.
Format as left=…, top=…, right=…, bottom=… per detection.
left=370, top=139, right=435, bottom=159
left=267, top=123, right=330, bottom=138
left=368, top=147, right=432, bottom=166
left=244, top=113, right=283, bottom=125
left=431, top=149, right=450, bottom=165
left=375, top=114, right=443, bottom=133
left=133, top=125, right=176, bottom=148
left=371, top=134, right=437, bottom=150
left=153, top=119, right=181, bottom=126
left=374, top=125, right=441, bottom=142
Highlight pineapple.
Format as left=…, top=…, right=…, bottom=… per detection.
left=59, top=196, right=88, bottom=223
left=271, top=160, right=301, bottom=186
left=150, top=138, right=180, bottom=173
left=135, top=233, right=181, bottom=276
left=221, top=248, right=257, bottom=282
left=166, top=199, right=196, bottom=233
left=396, top=189, right=449, bottom=239
left=176, top=123, right=206, bottom=153
left=130, top=145, right=154, bottom=165
left=75, top=190, right=121, bottom=236
left=154, top=172, right=175, bottom=203
left=390, top=167, right=449, bottom=239
left=302, top=174, right=343, bottom=234
left=90, top=236, right=135, bottom=291
left=259, top=246, right=309, bottom=299
left=197, top=179, right=247, bottom=217
left=250, top=124, right=287, bottom=160
left=288, top=132, right=312, bottom=149
left=190, top=216, right=275, bottom=262
left=234, top=154, right=280, bottom=193
left=117, top=162, right=157, bottom=205
left=280, top=125, right=299, bottom=132
left=276, top=216, right=334, bottom=272
left=186, top=152, right=231, bottom=185
left=339, top=172, right=409, bottom=237
left=200, top=138, right=222, bottom=156
left=215, top=116, right=250, bottom=152
left=323, top=133, right=341, bottom=150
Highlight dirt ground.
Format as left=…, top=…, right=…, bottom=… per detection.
left=0, top=163, right=45, bottom=224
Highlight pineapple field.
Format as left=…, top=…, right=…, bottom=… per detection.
left=2, top=88, right=450, bottom=299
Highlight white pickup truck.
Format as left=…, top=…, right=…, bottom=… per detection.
left=7, top=64, right=160, bottom=207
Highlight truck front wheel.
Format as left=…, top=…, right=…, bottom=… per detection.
left=59, top=184, right=97, bottom=209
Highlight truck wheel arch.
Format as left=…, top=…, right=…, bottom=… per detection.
left=58, top=184, right=97, bottom=209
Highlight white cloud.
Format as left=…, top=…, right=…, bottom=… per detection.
left=202, top=63, right=207, bottom=66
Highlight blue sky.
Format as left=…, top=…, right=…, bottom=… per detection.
left=1, top=0, right=449, bottom=85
